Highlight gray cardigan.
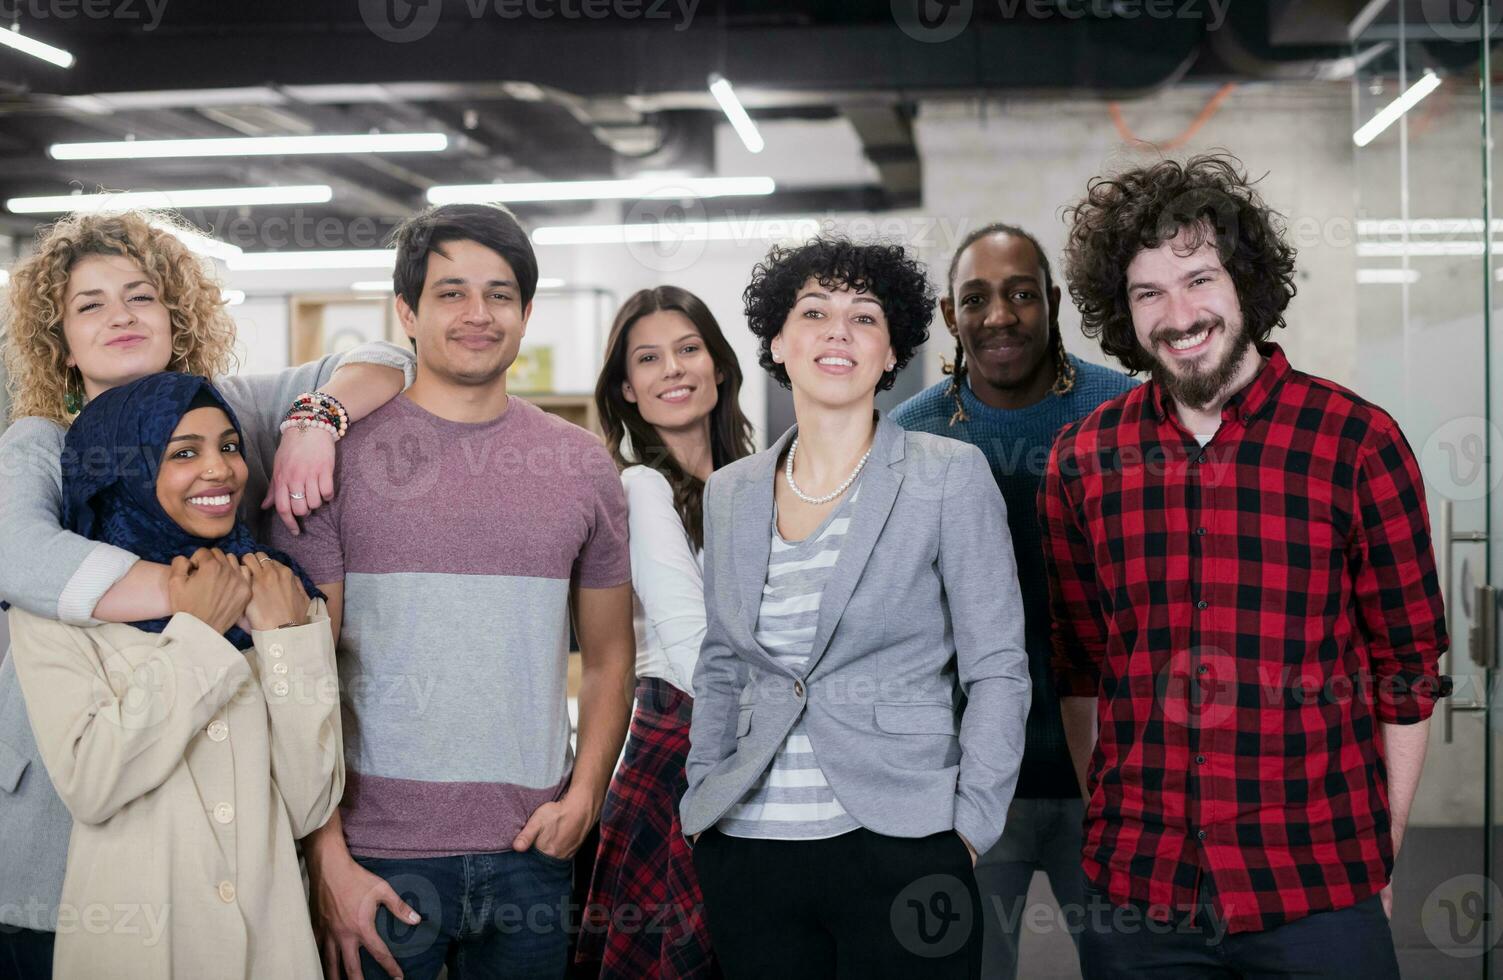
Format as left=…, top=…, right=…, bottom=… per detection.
left=679, top=413, right=1032, bottom=855
left=0, top=342, right=414, bottom=931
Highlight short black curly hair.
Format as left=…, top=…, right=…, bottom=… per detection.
left=742, top=236, right=935, bottom=392
left=1061, top=153, right=1297, bottom=374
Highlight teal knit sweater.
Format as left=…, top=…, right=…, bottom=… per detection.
left=891, top=354, right=1137, bottom=798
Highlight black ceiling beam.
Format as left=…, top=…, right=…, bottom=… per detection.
left=13, top=19, right=1204, bottom=98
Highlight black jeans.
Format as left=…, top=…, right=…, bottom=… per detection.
left=0, top=925, right=53, bottom=980
left=1078, top=885, right=1401, bottom=980
left=692, top=827, right=982, bottom=980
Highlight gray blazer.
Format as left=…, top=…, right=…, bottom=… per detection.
left=0, top=343, right=413, bottom=931
left=680, top=413, right=1031, bottom=855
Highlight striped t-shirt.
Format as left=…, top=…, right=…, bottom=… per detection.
left=272, top=394, right=631, bottom=858
left=717, top=481, right=862, bottom=841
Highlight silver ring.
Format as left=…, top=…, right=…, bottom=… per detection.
left=257, top=557, right=271, bottom=565
left=289, top=491, right=306, bottom=500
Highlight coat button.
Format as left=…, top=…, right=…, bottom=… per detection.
left=214, top=803, right=235, bottom=824
left=218, top=881, right=236, bottom=903
left=206, top=720, right=229, bottom=742
left=271, top=661, right=290, bottom=676
left=794, top=681, right=804, bottom=698
left=270, top=679, right=290, bottom=697
left=267, top=643, right=285, bottom=659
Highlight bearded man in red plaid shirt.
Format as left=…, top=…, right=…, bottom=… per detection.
left=1039, top=153, right=1447, bottom=979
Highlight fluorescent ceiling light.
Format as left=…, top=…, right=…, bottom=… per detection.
left=152, top=222, right=244, bottom=263
left=427, top=176, right=775, bottom=205
left=1357, top=241, right=1494, bottom=257
left=222, top=289, right=246, bottom=306
left=532, top=216, right=820, bottom=246
left=1356, top=268, right=1420, bottom=284
left=0, top=24, right=74, bottom=69
left=50, top=133, right=449, bottom=161
left=1353, top=70, right=1442, bottom=147
left=7, top=185, right=333, bottom=214
left=1358, top=218, right=1503, bottom=236
left=353, top=276, right=565, bottom=290
left=228, top=249, right=395, bottom=271
left=708, top=74, right=764, bottom=154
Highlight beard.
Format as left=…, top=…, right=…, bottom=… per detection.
left=1146, top=316, right=1254, bottom=411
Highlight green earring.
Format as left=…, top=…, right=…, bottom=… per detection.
left=63, top=387, right=83, bottom=414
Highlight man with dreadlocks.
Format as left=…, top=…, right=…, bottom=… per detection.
left=891, top=224, right=1133, bottom=980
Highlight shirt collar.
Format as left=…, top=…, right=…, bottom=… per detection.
left=1150, top=342, right=1289, bottom=424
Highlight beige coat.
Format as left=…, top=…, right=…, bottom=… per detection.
left=8, top=602, right=343, bottom=979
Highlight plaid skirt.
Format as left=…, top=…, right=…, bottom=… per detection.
left=577, top=677, right=718, bottom=979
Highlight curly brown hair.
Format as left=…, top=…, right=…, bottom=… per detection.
left=2, top=210, right=238, bottom=424
left=1061, top=153, right=1297, bottom=374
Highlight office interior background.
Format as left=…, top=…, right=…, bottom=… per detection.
left=0, top=0, right=1499, bottom=976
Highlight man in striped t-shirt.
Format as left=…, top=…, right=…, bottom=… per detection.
left=274, top=204, right=635, bottom=980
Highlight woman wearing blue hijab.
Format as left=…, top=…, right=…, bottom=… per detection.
left=6, top=372, right=344, bottom=979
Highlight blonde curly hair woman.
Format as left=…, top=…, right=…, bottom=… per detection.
left=0, top=208, right=414, bottom=979
left=4, top=211, right=239, bottom=423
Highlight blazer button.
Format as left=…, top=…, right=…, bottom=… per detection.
left=218, top=881, right=236, bottom=903
left=271, top=661, right=290, bottom=676
left=270, top=679, right=290, bottom=697
left=794, top=681, right=805, bottom=698
left=267, top=643, right=285, bottom=660
left=214, top=802, right=235, bottom=824
left=206, top=720, right=229, bottom=742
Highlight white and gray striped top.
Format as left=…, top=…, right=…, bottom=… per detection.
left=716, top=481, right=863, bottom=841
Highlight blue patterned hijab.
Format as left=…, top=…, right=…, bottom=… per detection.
left=51, top=372, right=322, bottom=649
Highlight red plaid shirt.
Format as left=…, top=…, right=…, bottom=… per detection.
left=1039, top=345, right=1447, bottom=934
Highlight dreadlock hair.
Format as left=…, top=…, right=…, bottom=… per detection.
left=942, top=223, right=1076, bottom=426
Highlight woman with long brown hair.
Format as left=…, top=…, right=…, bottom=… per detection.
left=578, top=285, right=754, bottom=979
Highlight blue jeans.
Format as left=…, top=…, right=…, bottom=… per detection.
left=972, top=796, right=1086, bottom=980
left=355, top=849, right=574, bottom=980
left=1078, top=885, right=1400, bottom=979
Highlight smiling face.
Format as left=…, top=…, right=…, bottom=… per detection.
left=943, top=232, right=1059, bottom=403
left=1126, top=226, right=1253, bottom=410
left=621, top=309, right=722, bottom=435
left=155, top=406, right=247, bottom=540
left=769, top=278, right=896, bottom=408
left=396, top=237, right=532, bottom=387
left=62, top=253, right=175, bottom=400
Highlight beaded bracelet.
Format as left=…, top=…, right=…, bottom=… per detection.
left=282, top=391, right=349, bottom=440
left=278, top=416, right=340, bottom=440
left=290, top=393, right=348, bottom=435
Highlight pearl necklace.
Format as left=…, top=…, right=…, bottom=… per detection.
left=784, top=435, right=872, bottom=505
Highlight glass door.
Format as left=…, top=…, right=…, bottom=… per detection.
left=1351, top=2, right=1495, bottom=974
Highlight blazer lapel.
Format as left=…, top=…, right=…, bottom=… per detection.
left=802, top=414, right=905, bottom=676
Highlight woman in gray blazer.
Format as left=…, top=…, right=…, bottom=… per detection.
left=681, top=237, right=1032, bottom=980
